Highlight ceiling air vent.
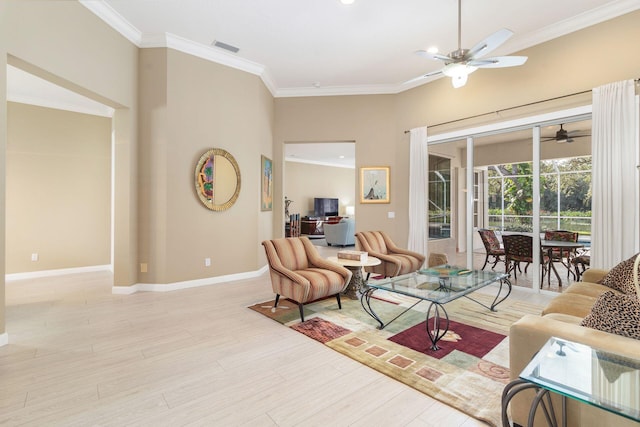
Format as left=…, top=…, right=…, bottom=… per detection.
left=212, top=40, right=239, bottom=53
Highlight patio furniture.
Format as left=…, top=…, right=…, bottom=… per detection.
left=477, top=228, right=505, bottom=270
left=572, top=252, right=591, bottom=281
left=502, top=234, right=550, bottom=286
left=544, top=230, right=579, bottom=277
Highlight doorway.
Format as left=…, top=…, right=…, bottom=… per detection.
left=5, top=65, right=114, bottom=277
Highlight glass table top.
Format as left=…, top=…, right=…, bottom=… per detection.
left=366, top=265, right=508, bottom=304
left=520, top=337, right=640, bottom=422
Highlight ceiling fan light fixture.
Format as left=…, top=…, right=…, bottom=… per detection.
left=442, top=63, right=477, bottom=88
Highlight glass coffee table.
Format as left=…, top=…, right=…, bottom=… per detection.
left=502, top=337, right=640, bottom=426
left=361, top=265, right=511, bottom=350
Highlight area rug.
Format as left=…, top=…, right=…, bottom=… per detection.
left=248, top=290, right=543, bottom=426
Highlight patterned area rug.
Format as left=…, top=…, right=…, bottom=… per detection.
left=248, top=290, right=543, bottom=426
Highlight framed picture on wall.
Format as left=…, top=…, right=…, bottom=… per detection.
left=360, top=166, right=390, bottom=203
left=261, top=155, right=273, bottom=211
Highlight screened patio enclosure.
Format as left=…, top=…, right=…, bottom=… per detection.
left=486, top=157, right=592, bottom=244
left=425, top=107, right=593, bottom=291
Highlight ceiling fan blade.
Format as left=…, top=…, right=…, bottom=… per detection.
left=415, top=50, right=452, bottom=62
left=404, top=69, right=443, bottom=84
left=469, top=55, right=528, bottom=68
left=468, top=28, right=513, bottom=59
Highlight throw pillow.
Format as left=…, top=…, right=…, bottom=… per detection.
left=581, top=290, right=640, bottom=340
left=600, top=253, right=640, bottom=295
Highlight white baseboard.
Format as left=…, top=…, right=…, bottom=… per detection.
left=112, top=264, right=269, bottom=294
left=0, top=332, right=8, bottom=347
left=5, top=265, right=112, bottom=281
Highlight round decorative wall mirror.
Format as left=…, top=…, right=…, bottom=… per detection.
left=195, top=148, right=241, bottom=211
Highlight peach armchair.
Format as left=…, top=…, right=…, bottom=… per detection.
left=355, top=230, right=425, bottom=278
left=262, top=236, right=352, bottom=322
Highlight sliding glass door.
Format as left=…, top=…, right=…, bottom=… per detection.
left=427, top=109, right=592, bottom=292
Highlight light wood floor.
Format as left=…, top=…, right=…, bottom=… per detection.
left=1, top=260, right=553, bottom=426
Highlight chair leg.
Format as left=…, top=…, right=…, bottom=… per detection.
left=336, top=293, right=342, bottom=309
left=298, top=303, right=305, bottom=322
left=274, top=294, right=280, bottom=307
left=490, top=255, right=500, bottom=269
left=481, top=254, right=490, bottom=270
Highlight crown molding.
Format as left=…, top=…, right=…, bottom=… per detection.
left=81, top=0, right=640, bottom=98
left=502, top=0, right=640, bottom=55
left=80, top=0, right=142, bottom=45
left=144, top=33, right=267, bottom=77
left=275, top=83, right=402, bottom=98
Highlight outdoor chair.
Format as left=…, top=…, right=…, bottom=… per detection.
left=355, top=230, right=425, bottom=278
left=544, top=230, right=579, bottom=278
left=502, top=234, right=550, bottom=287
left=262, top=236, right=352, bottom=322
left=571, top=251, right=591, bottom=281
left=477, top=228, right=505, bottom=270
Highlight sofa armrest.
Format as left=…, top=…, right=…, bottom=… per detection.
left=509, top=314, right=640, bottom=427
left=581, top=268, right=608, bottom=284
left=511, top=314, right=640, bottom=377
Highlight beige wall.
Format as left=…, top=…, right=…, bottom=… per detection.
left=276, top=10, right=640, bottom=249
left=6, top=103, right=111, bottom=273
left=138, top=48, right=274, bottom=284
left=284, top=161, right=356, bottom=219
left=1, top=1, right=139, bottom=336
left=274, top=95, right=398, bottom=239
left=1, top=5, right=639, bottom=338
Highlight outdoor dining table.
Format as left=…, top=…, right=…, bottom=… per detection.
left=541, top=239, right=585, bottom=286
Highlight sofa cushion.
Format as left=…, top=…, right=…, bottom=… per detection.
left=600, top=253, right=640, bottom=295
left=541, top=292, right=597, bottom=318
left=581, top=290, right=640, bottom=340
left=563, top=281, right=615, bottom=299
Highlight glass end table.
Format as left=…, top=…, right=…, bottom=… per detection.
left=502, top=336, right=640, bottom=426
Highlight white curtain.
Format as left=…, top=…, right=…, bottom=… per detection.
left=591, top=80, right=638, bottom=269
left=408, top=127, right=428, bottom=257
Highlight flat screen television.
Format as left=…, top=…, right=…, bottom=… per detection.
left=314, top=198, right=339, bottom=217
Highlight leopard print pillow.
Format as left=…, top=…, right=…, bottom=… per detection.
left=600, top=253, right=640, bottom=295
left=581, top=291, right=640, bottom=340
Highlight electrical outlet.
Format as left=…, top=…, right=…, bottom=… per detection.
left=140, top=263, right=148, bottom=273
left=388, top=211, right=395, bottom=219
left=31, top=253, right=39, bottom=262
left=205, top=258, right=211, bottom=267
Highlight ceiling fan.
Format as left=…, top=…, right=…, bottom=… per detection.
left=541, top=124, right=591, bottom=143
left=409, top=0, right=528, bottom=88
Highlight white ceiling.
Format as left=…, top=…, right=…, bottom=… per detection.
left=82, top=0, right=639, bottom=97
left=285, top=142, right=355, bottom=168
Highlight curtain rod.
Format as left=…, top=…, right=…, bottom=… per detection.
left=403, top=78, right=640, bottom=134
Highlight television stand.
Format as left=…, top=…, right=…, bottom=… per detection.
left=301, top=217, right=324, bottom=237
left=300, top=216, right=344, bottom=238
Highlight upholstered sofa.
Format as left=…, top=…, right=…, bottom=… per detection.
left=509, top=265, right=640, bottom=427
left=323, top=217, right=355, bottom=247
